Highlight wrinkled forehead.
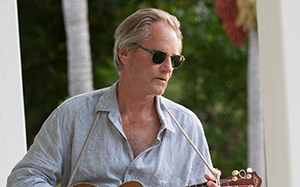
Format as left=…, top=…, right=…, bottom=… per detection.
left=146, top=21, right=182, bottom=54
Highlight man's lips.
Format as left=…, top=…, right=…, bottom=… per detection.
left=156, top=77, right=167, bottom=82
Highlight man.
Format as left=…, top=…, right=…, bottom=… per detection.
left=7, top=8, right=219, bottom=187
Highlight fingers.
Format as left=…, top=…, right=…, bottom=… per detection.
left=207, top=181, right=219, bottom=187
left=205, top=173, right=216, bottom=181
left=205, top=174, right=219, bottom=187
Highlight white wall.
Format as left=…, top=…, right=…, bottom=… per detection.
left=257, top=0, right=300, bottom=186
left=0, top=0, right=27, bottom=185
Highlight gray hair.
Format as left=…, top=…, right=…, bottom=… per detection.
left=113, top=8, right=183, bottom=73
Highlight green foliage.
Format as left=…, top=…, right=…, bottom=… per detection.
left=140, top=0, right=249, bottom=176
left=17, top=0, right=68, bottom=144
left=18, top=0, right=248, bottom=178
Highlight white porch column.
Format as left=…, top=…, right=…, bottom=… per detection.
left=0, top=0, right=27, bottom=185
left=257, top=0, right=300, bottom=186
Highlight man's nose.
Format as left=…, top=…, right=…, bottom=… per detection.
left=160, top=56, right=173, bottom=72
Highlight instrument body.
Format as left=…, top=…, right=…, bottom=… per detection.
left=72, top=169, right=262, bottom=187
left=71, top=181, right=143, bottom=187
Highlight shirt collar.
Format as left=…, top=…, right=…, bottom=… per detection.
left=155, top=95, right=176, bottom=134
left=95, top=81, right=176, bottom=134
left=96, top=81, right=119, bottom=113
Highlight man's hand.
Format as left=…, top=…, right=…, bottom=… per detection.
left=205, top=174, right=220, bottom=187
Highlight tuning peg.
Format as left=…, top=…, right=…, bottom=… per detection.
left=232, top=170, right=239, bottom=176
left=246, top=173, right=252, bottom=179
left=232, top=175, right=238, bottom=182
left=246, top=168, right=253, bottom=173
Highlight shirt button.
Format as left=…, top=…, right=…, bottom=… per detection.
left=128, top=169, right=134, bottom=175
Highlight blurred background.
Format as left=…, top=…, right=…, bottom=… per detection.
left=18, top=0, right=262, bottom=180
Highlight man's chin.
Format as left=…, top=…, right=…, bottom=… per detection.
left=149, top=83, right=168, bottom=96
left=154, top=88, right=166, bottom=96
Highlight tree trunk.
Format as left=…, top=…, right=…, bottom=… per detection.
left=247, top=27, right=266, bottom=187
left=62, top=0, right=93, bottom=96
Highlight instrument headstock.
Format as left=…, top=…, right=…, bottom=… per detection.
left=219, top=168, right=262, bottom=187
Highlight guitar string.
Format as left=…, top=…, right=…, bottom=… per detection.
left=162, top=103, right=221, bottom=186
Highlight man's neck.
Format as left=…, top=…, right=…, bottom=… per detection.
left=117, top=79, right=156, bottom=116
left=117, top=79, right=161, bottom=157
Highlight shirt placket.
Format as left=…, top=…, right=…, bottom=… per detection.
left=123, top=129, right=164, bottom=185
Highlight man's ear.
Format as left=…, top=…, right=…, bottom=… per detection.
left=118, top=47, right=130, bottom=65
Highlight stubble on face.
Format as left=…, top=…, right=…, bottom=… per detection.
left=145, top=22, right=181, bottom=96
left=121, top=21, right=181, bottom=98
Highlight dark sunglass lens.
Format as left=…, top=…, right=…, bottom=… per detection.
left=152, top=51, right=167, bottom=64
left=171, top=55, right=183, bottom=68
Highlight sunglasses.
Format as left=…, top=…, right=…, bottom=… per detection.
left=134, top=44, right=185, bottom=69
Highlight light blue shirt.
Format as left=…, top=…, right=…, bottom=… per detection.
left=7, top=82, right=213, bottom=187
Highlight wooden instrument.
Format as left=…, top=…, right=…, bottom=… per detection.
left=72, top=181, right=143, bottom=187
left=72, top=168, right=262, bottom=187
